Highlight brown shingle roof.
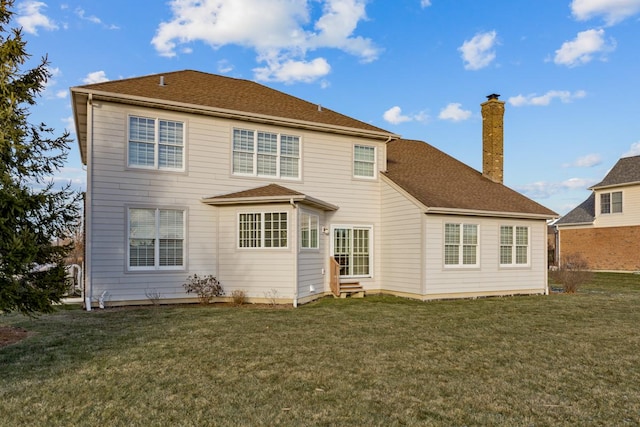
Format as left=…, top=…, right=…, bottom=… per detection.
left=202, top=184, right=338, bottom=211
left=74, top=70, right=391, bottom=135
left=384, top=139, right=557, bottom=217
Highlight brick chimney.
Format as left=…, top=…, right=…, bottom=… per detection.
left=481, top=93, right=505, bottom=184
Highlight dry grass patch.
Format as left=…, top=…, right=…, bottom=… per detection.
left=1, top=273, right=640, bottom=426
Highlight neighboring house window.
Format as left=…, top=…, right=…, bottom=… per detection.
left=300, top=212, right=319, bottom=249
left=232, top=129, right=300, bottom=179
left=353, top=145, right=376, bottom=178
left=128, top=116, right=184, bottom=170
left=600, top=191, right=622, bottom=214
left=500, top=225, right=529, bottom=266
left=332, top=226, right=371, bottom=277
left=238, top=212, right=288, bottom=248
left=444, top=223, right=478, bottom=266
left=128, top=208, right=185, bottom=270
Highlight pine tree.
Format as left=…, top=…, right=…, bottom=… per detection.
left=0, top=0, right=80, bottom=315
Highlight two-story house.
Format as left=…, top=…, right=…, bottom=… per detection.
left=555, top=155, right=640, bottom=271
left=71, top=70, right=557, bottom=308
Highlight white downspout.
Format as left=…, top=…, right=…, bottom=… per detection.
left=84, top=94, right=94, bottom=311
left=290, top=199, right=298, bottom=307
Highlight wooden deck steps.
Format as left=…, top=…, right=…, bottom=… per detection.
left=337, top=282, right=365, bottom=299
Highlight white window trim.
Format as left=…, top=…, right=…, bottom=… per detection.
left=231, top=128, right=301, bottom=180
left=330, top=224, right=374, bottom=279
left=300, top=211, right=320, bottom=250
left=443, top=223, right=479, bottom=268
left=127, top=207, right=187, bottom=272
left=599, top=190, right=623, bottom=215
left=499, top=225, right=530, bottom=268
left=353, top=144, right=377, bottom=179
left=127, top=115, right=186, bottom=172
left=237, top=211, right=289, bottom=249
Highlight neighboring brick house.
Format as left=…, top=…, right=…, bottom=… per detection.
left=556, top=155, right=640, bottom=272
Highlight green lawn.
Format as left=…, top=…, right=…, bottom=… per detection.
left=1, top=273, right=640, bottom=426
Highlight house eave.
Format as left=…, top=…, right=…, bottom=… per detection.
left=424, top=206, right=557, bottom=220
left=71, top=87, right=400, bottom=141
left=201, top=194, right=339, bottom=211
left=589, top=181, right=640, bottom=191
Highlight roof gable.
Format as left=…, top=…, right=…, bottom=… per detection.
left=73, top=70, right=391, bottom=135
left=384, top=139, right=557, bottom=218
left=555, top=193, right=595, bottom=226
left=591, top=155, right=640, bottom=189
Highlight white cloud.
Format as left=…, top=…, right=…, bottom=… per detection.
left=563, top=153, right=603, bottom=167
left=17, top=1, right=58, bottom=34
left=508, top=90, right=586, bottom=107
left=458, top=30, right=497, bottom=70
left=554, top=29, right=615, bottom=67
left=515, top=177, right=596, bottom=199
left=438, top=103, right=472, bottom=122
left=82, top=71, right=109, bottom=84
left=571, top=0, right=640, bottom=25
left=151, top=0, right=379, bottom=84
left=75, top=7, right=120, bottom=30
left=254, top=57, right=331, bottom=84
left=217, top=59, right=234, bottom=74
left=421, top=0, right=432, bottom=7
left=55, top=90, right=68, bottom=99
left=383, top=106, right=428, bottom=125
left=623, top=141, right=640, bottom=157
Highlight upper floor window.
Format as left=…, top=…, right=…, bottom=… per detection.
left=238, top=212, right=288, bottom=248
left=353, top=145, right=376, bottom=178
left=300, top=212, right=319, bottom=249
left=600, top=191, right=622, bottom=214
left=128, top=208, right=185, bottom=270
left=128, top=116, right=184, bottom=170
left=233, top=129, right=300, bottom=179
left=500, top=225, right=529, bottom=266
left=444, top=223, right=478, bottom=266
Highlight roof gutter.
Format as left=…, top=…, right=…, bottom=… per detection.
left=201, top=194, right=339, bottom=212
left=588, top=181, right=640, bottom=191
left=70, top=88, right=400, bottom=141
left=423, top=206, right=558, bottom=220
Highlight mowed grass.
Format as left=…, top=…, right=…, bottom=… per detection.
left=1, top=273, right=640, bottom=426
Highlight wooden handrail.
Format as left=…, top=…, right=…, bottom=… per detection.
left=329, top=257, right=340, bottom=297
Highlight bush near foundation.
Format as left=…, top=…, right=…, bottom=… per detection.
left=550, top=253, right=593, bottom=293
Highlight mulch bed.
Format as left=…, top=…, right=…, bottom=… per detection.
left=0, top=326, right=30, bottom=349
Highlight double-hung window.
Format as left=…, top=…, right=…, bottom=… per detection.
left=233, top=129, right=300, bottom=179
left=600, top=191, right=622, bottom=214
left=353, top=145, right=376, bottom=178
left=128, top=116, right=184, bottom=170
left=128, top=208, right=185, bottom=270
left=239, top=212, right=288, bottom=248
left=444, top=223, right=478, bottom=266
left=332, top=226, right=371, bottom=277
left=500, top=225, right=529, bottom=266
left=300, top=212, right=319, bottom=249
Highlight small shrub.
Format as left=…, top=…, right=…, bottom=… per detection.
left=145, top=289, right=162, bottom=306
left=231, top=290, right=246, bottom=306
left=264, top=289, right=280, bottom=307
left=550, top=253, right=593, bottom=294
left=183, top=274, right=224, bottom=304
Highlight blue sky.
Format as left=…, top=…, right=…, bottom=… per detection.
left=14, top=0, right=640, bottom=215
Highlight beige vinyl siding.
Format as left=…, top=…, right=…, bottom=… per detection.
left=424, top=215, right=547, bottom=296
left=217, top=204, right=296, bottom=298
left=594, top=185, right=640, bottom=228
left=86, top=101, right=392, bottom=303
left=380, top=180, right=423, bottom=295
left=297, top=209, right=326, bottom=299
